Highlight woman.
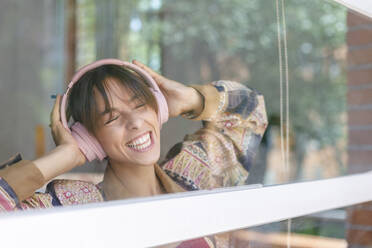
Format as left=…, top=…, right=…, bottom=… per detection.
left=0, top=59, right=267, bottom=247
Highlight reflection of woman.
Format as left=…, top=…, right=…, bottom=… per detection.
left=0, top=59, right=267, bottom=247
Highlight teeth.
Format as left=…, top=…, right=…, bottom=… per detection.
left=128, top=138, right=151, bottom=150
left=127, top=132, right=151, bottom=150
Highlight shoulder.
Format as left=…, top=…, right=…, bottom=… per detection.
left=47, top=179, right=104, bottom=206
left=161, top=140, right=216, bottom=190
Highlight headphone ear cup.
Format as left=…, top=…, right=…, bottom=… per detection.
left=70, top=122, right=107, bottom=162
left=149, top=88, right=169, bottom=127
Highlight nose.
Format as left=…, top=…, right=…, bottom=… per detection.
left=125, top=114, right=144, bottom=131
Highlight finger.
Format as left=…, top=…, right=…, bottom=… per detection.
left=51, top=95, right=61, bottom=126
left=132, top=60, right=162, bottom=79
left=132, top=60, right=168, bottom=90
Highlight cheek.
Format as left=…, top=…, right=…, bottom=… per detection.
left=148, top=108, right=160, bottom=126
left=95, top=127, right=122, bottom=151
left=148, top=113, right=160, bottom=136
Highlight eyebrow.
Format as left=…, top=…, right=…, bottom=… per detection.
left=99, top=95, right=140, bottom=116
left=100, top=108, right=117, bottom=116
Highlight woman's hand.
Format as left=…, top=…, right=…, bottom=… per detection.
left=132, top=60, right=204, bottom=118
left=32, top=95, right=87, bottom=182
left=49, top=95, right=86, bottom=166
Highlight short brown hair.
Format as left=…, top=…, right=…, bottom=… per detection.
left=67, top=64, right=158, bottom=134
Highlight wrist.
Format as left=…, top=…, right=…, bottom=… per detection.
left=63, top=144, right=86, bottom=167
left=50, top=144, right=85, bottom=171
left=182, top=87, right=204, bottom=119
left=34, top=144, right=83, bottom=182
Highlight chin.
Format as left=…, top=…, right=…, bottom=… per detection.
left=140, top=152, right=161, bottom=166
left=125, top=148, right=161, bottom=167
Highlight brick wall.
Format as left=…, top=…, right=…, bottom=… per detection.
left=346, top=11, right=372, bottom=248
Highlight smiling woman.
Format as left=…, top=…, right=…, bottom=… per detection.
left=68, top=64, right=159, bottom=134
left=0, top=59, right=267, bottom=248
left=94, top=81, right=161, bottom=171
left=68, top=64, right=162, bottom=172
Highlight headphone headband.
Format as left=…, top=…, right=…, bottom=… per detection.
left=60, top=59, right=168, bottom=130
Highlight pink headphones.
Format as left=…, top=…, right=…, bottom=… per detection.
left=60, top=58, right=169, bottom=162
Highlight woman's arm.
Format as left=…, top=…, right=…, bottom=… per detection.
left=33, top=144, right=83, bottom=182
left=189, top=80, right=268, bottom=151
left=0, top=96, right=85, bottom=209
left=38, top=94, right=86, bottom=181
left=164, top=81, right=268, bottom=189
left=0, top=144, right=81, bottom=206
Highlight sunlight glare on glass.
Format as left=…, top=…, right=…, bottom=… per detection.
left=150, top=0, right=162, bottom=10
left=130, top=17, right=142, bottom=32
left=300, top=42, right=313, bottom=54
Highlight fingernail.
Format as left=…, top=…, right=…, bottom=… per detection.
left=51, top=94, right=57, bottom=99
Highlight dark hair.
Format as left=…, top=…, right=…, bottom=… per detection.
left=67, top=64, right=158, bottom=134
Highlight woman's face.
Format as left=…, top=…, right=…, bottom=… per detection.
left=94, top=78, right=161, bottom=167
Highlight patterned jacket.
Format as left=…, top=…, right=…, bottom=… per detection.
left=0, top=80, right=267, bottom=247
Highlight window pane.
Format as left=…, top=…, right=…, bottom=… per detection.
left=0, top=0, right=371, bottom=228
left=175, top=201, right=372, bottom=248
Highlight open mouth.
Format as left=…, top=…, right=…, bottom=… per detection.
left=126, top=131, right=154, bottom=152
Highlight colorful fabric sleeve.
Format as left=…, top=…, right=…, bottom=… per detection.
left=0, top=176, right=19, bottom=211
left=0, top=159, right=58, bottom=212
left=0, top=159, right=104, bottom=212
left=0, top=160, right=45, bottom=201
left=161, top=80, right=268, bottom=190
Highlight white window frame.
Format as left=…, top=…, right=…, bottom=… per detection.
left=1, top=172, right=372, bottom=247
left=332, top=0, right=372, bottom=18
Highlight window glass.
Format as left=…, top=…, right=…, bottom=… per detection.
left=71, top=0, right=352, bottom=184
left=0, top=0, right=371, bottom=233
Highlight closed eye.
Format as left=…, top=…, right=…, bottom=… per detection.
left=104, top=116, right=119, bottom=125
left=135, top=103, right=146, bottom=109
